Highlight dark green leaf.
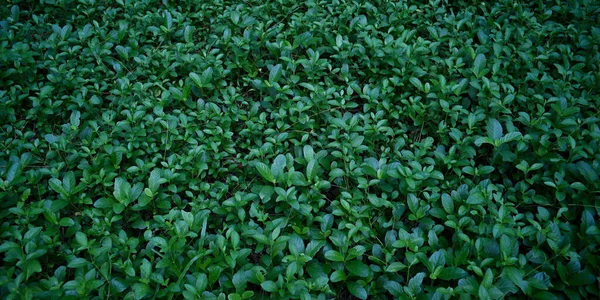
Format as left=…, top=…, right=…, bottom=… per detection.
left=346, top=260, right=370, bottom=278
left=111, top=277, right=129, bottom=293
left=347, top=282, right=367, bottom=300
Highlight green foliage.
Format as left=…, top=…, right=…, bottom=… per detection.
left=1, top=0, right=600, bottom=299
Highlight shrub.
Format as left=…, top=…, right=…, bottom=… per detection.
left=1, top=0, right=599, bottom=299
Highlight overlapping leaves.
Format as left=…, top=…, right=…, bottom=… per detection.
left=1, top=0, right=599, bottom=299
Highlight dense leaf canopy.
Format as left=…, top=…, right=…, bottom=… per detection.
left=1, top=0, right=600, bottom=299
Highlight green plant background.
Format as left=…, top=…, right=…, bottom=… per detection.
left=1, top=0, right=599, bottom=299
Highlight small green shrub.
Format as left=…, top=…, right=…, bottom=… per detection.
left=1, top=0, right=599, bottom=299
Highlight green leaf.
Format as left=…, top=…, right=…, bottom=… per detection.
left=577, top=161, right=598, bottom=183
left=44, top=133, right=60, bottom=144
left=255, top=162, right=275, bottom=183
left=499, top=132, right=522, bottom=144
left=568, top=271, right=596, bottom=286
left=288, top=235, right=305, bottom=256
left=441, top=194, right=454, bottom=213
left=130, top=182, right=143, bottom=202
left=148, top=169, right=161, bottom=192
left=367, top=194, right=386, bottom=208
left=70, top=110, right=81, bottom=127
left=466, top=191, right=485, bottom=205
left=409, top=77, right=423, bottom=91
left=534, top=291, right=558, bottom=300
left=75, top=232, right=88, bottom=247
left=113, top=177, right=131, bottom=204
left=408, top=273, right=425, bottom=293
left=0, top=242, right=20, bottom=252
left=269, top=64, right=282, bottom=83
left=228, top=294, right=242, bottom=300
left=336, top=34, right=343, bottom=48
left=49, top=178, right=67, bottom=196
left=183, top=25, right=194, bottom=43
left=478, top=285, right=492, bottom=300
left=486, top=118, right=503, bottom=140
left=67, top=258, right=88, bottom=268
left=24, top=227, right=42, bottom=240
left=324, top=250, right=345, bottom=262
left=383, top=280, right=403, bottom=296
left=305, top=240, right=325, bottom=257
left=478, top=166, right=495, bottom=175
left=500, top=234, right=517, bottom=257
left=94, top=198, right=113, bottom=209
left=189, top=72, right=203, bottom=87
left=201, top=67, right=213, bottom=84
left=437, top=267, right=468, bottom=280
left=140, top=259, right=152, bottom=278
left=347, top=282, right=367, bottom=300
left=346, top=260, right=370, bottom=277
left=473, top=53, right=487, bottom=77
left=113, top=203, right=125, bottom=214
left=570, top=182, right=587, bottom=191
left=504, top=267, right=528, bottom=293
left=330, top=270, right=346, bottom=282
left=429, top=250, right=445, bottom=267
left=261, top=281, right=278, bottom=292
left=482, top=268, right=494, bottom=288
left=4, top=158, right=21, bottom=184
left=132, top=283, right=151, bottom=298
left=452, top=78, right=469, bottom=95
left=407, top=194, right=418, bottom=213
left=23, top=259, right=42, bottom=280
left=111, top=277, right=129, bottom=293
left=475, top=137, right=494, bottom=147
left=303, top=145, right=315, bottom=161
left=306, top=160, right=318, bottom=181
left=329, top=168, right=345, bottom=178
left=586, top=226, right=600, bottom=235
left=62, top=172, right=75, bottom=194
left=271, top=154, right=287, bottom=179
left=385, top=262, right=407, bottom=272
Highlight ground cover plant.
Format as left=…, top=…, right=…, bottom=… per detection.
left=1, top=0, right=600, bottom=299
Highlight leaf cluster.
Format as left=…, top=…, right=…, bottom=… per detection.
left=1, top=0, right=600, bottom=299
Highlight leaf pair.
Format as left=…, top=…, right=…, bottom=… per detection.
left=255, top=154, right=287, bottom=184
left=475, top=118, right=522, bottom=147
